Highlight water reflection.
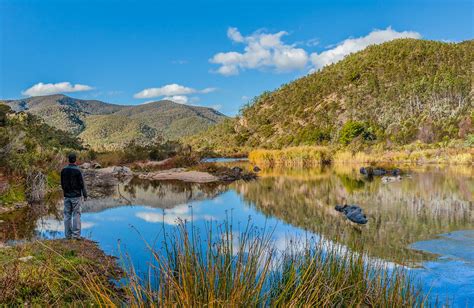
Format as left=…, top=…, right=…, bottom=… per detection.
left=0, top=164, right=472, bottom=305
left=233, top=164, right=473, bottom=264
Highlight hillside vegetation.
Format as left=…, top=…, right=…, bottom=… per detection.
left=187, top=39, right=473, bottom=152
left=0, top=104, right=82, bottom=205
left=3, top=95, right=226, bottom=150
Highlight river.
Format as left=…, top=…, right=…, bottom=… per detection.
left=1, top=162, right=472, bottom=306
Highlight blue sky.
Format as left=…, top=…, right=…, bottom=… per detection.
left=1, top=0, right=472, bottom=115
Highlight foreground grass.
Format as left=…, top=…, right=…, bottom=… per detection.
left=0, top=222, right=426, bottom=306
left=119, top=221, right=425, bottom=307
left=249, top=145, right=473, bottom=167
left=0, top=239, right=121, bottom=305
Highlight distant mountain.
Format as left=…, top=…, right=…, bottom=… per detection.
left=188, top=39, right=473, bottom=151
left=2, top=94, right=226, bottom=149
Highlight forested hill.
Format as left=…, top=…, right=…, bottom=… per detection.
left=2, top=94, right=227, bottom=150
left=188, top=39, right=473, bottom=151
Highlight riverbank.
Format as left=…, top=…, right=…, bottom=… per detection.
left=249, top=145, right=473, bottom=167
left=0, top=239, right=122, bottom=305
left=0, top=222, right=426, bottom=306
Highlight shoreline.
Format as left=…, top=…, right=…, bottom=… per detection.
left=248, top=146, right=473, bottom=167
left=0, top=238, right=122, bottom=305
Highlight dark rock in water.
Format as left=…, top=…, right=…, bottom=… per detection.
left=391, top=168, right=401, bottom=176
left=253, top=166, right=261, bottom=172
left=218, top=166, right=257, bottom=182
left=231, top=167, right=243, bottom=174
left=335, top=204, right=368, bottom=224
left=360, top=167, right=402, bottom=177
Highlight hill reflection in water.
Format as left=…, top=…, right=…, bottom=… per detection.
left=231, top=164, right=473, bottom=264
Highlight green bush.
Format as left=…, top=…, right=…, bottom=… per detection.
left=339, top=121, right=377, bottom=145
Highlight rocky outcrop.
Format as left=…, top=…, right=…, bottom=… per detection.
left=138, top=168, right=219, bottom=183
left=335, top=204, right=368, bottom=224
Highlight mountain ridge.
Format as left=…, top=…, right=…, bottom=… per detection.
left=2, top=94, right=227, bottom=150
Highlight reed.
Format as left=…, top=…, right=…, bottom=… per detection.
left=1, top=221, right=426, bottom=306
left=114, top=220, right=425, bottom=307
left=249, top=146, right=331, bottom=167
left=249, top=145, right=473, bottom=167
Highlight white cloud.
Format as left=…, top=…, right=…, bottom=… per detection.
left=200, top=87, right=217, bottom=94
left=36, top=218, right=95, bottom=233
left=134, top=84, right=195, bottom=98
left=211, top=27, right=421, bottom=75
left=210, top=27, right=309, bottom=76
left=228, top=27, right=244, bottom=43
left=22, top=82, right=93, bottom=97
left=134, top=83, right=217, bottom=104
left=136, top=205, right=215, bottom=225
left=310, top=27, right=421, bottom=70
left=163, top=95, right=189, bottom=104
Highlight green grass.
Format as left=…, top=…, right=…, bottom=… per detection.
left=0, top=182, right=26, bottom=205
left=0, top=239, right=121, bottom=305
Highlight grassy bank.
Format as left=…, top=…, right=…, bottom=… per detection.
left=0, top=239, right=121, bottom=305
left=0, top=222, right=425, bottom=306
left=249, top=145, right=473, bottom=167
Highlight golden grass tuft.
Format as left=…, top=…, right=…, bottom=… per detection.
left=249, top=146, right=331, bottom=167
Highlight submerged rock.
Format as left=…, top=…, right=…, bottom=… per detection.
left=360, top=167, right=401, bottom=177
left=335, top=204, right=368, bottom=225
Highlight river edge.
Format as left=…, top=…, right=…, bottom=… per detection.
left=0, top=162, right=470, bottom=304
left=0, top=238, right=123, bottom=305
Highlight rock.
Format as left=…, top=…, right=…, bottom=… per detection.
left=138, top=169, right=219, bottom=183
left=253, top=166, right=261, bottom=172
left=231, top=166, right=243, bottom=174
left=335, top=204, right=368, bottom=225
left=92, top=162, right=102, bottom=169
left=112, top=166, right=132, bottom=177
left=382, top=175, right=402, bottom=183
left=360, top=167, right=402, bottom=177
left=80, top=162, right=92, bottom=169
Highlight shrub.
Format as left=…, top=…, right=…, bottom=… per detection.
left=339, top=121, right=377, bottom=145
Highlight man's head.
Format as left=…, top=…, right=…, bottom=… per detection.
left=68, top=152, right=77, bottom=164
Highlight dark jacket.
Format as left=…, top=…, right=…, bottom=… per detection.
left=60, top=164, right=87, bottom=198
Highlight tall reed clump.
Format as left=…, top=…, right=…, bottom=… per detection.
left=115, top=220, right=425, bottom=307
left=249, top=146, right=332, bottom=167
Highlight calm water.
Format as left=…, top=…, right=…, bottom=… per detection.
left=1, top=163, right=473, bottom=305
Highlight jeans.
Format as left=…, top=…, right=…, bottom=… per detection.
left=64, top=197, right=82, bottom=239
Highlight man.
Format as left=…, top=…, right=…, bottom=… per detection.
left=60, top=153, right=88, bottom=239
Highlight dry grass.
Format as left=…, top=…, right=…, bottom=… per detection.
left=249, top=146, right=331, bottom=167
left=249, top=145, right=473, bottom=167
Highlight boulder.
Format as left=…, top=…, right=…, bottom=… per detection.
left=92, top=162, right=102, bottom=169
left=360, top=167, right=402, bottom=177
left=335, top=204, right=368, bottom=224
left=112, top=166, right=132, bottom=177
left=80, top=162, right=92, bottom=169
